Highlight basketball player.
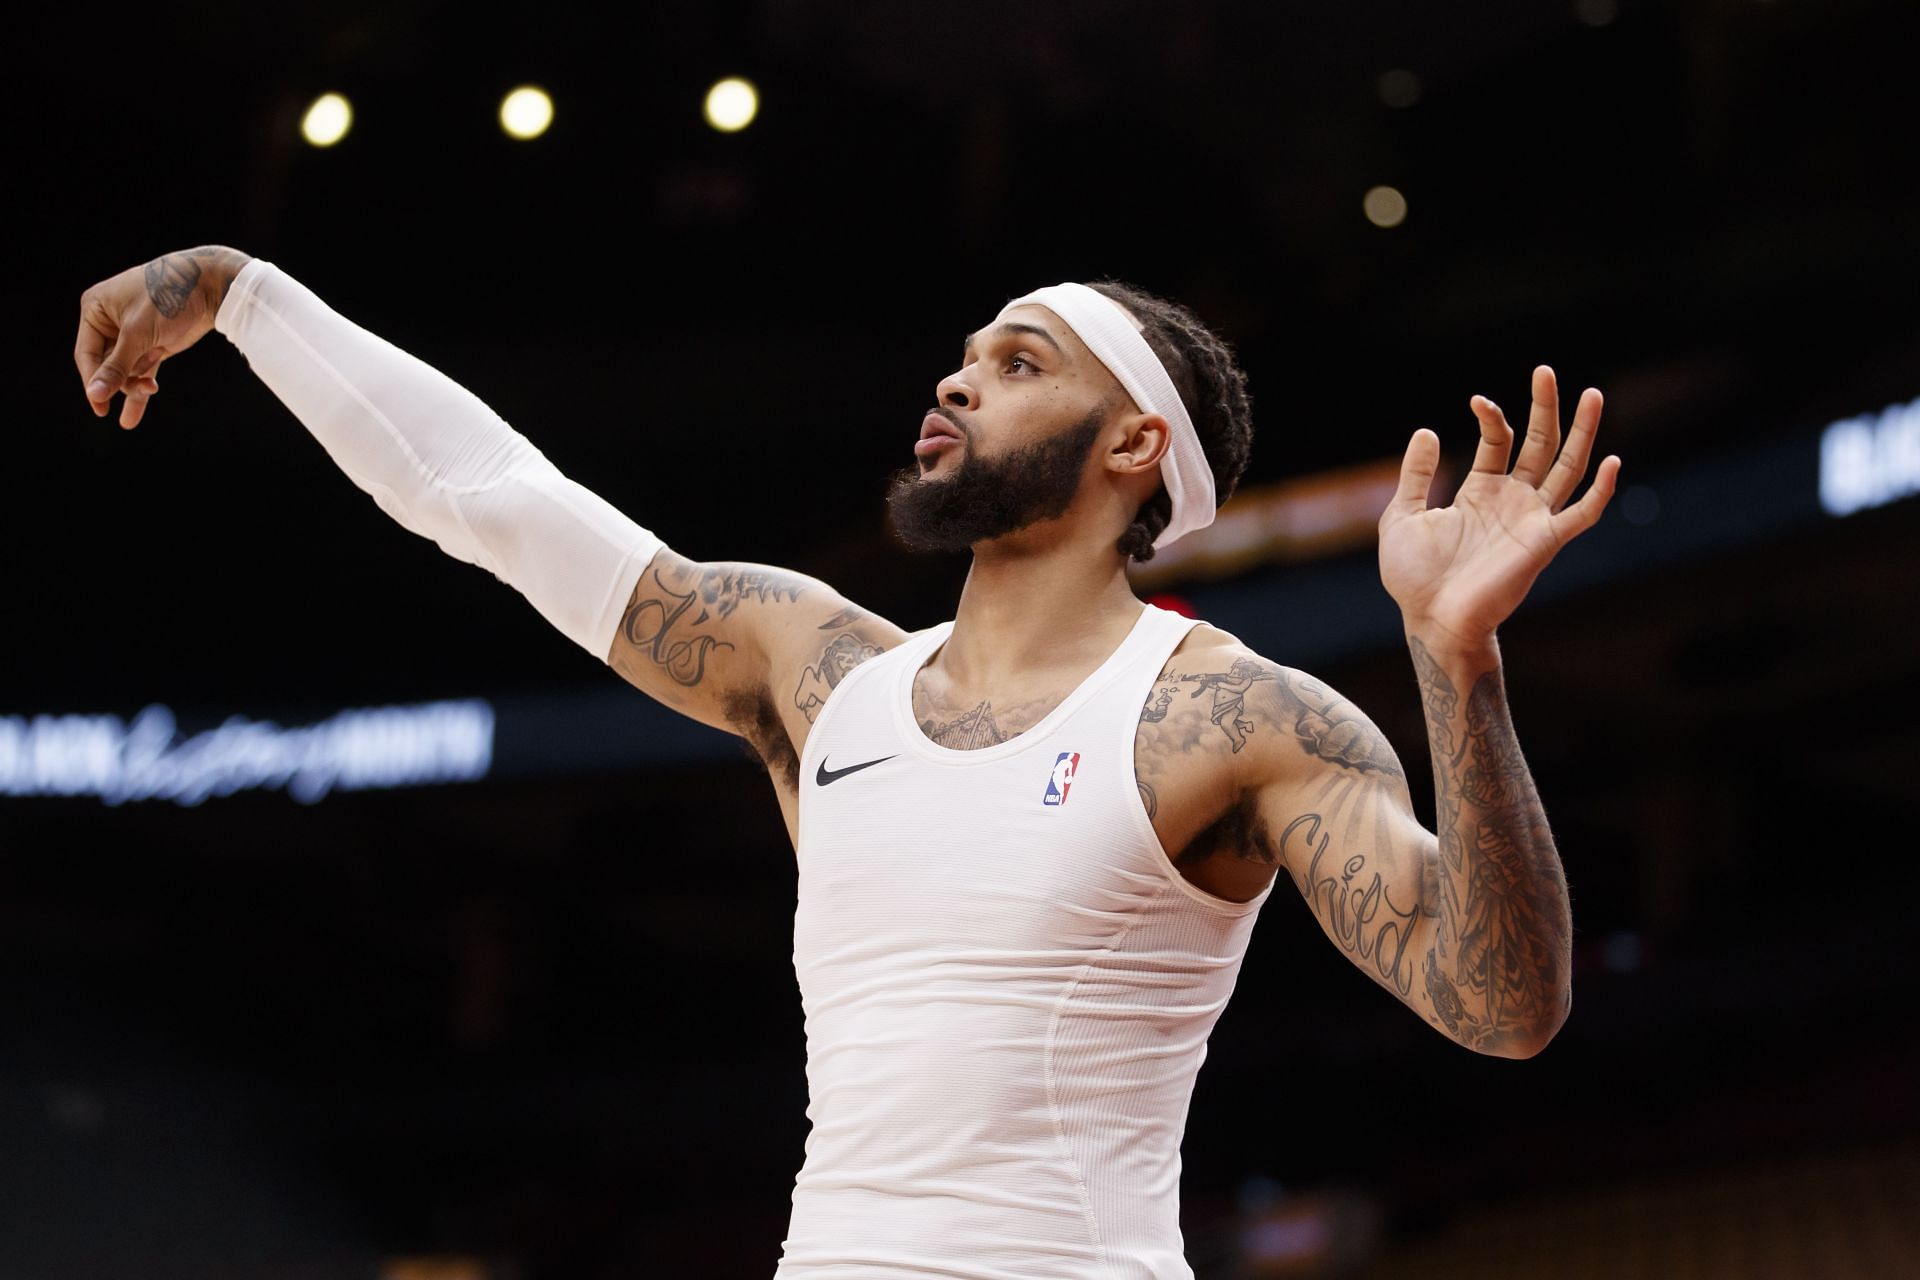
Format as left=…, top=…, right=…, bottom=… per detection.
left=74, top=246, right=1617, bottom=1277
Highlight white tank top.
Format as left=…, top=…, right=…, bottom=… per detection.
left=778, top=603, right=1275, bottom=1279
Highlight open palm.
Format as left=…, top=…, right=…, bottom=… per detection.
left=1379, top=366, right=1620, bottom=647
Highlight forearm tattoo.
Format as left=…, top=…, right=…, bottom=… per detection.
left=1411, top=637, right=1571, bottom=1054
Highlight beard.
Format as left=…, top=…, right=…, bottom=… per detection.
left=886, top=404, right=1109, bottom=553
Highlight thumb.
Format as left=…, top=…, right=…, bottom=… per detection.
left=1385, top=427, right=1440, bottom=522
left=85, top=329, right=150, bottom=410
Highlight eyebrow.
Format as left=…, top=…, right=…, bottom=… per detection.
left=961, top=321, right=1067, bottom=362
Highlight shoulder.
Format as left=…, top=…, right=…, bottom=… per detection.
left=1142, top=623, right=1406, bottom=785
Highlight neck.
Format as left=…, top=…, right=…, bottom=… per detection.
left=938, top=532, right=1146, bottom=690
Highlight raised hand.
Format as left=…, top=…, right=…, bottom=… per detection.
left=74, top=246, right=250, bottom=429
left=1378, top=365, right=1620, bottom=649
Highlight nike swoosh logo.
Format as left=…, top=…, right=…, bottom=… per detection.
left=815, top=754, right=898, bottom=786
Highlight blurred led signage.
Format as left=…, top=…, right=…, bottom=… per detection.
left=0, top=700, right=493, bottom=806
left=1819, top=393, right=1920, bottom=517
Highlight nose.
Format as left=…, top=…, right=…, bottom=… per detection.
left=936, top=367, right=977, bottom=411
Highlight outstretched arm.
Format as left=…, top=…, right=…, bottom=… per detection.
left=73, top=249, right=905, bottom=810
left=1238, top=367, right=1616, bottom=1058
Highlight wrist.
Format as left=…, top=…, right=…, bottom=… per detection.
left=1402, top=616, right=1500, bottom=674
left=190, top=245, right=253, bottom=330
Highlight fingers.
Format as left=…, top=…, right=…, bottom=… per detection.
left=116, top=368, right=163, bottom=429
left=74, top=305, right=114, bottom=417
left=86, top=337, right=167, bottom=428
left=1385, top=427, right=1441, bottom=521
left=1509, top=365, right=1561, bottom=487
left=1542, top=387, right=1605, bottom=511
left=1468, top=395, right=1516, bottom=475
left=1550, top=453, right=1621, bottom=541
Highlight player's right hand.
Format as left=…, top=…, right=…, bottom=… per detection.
left=74, top=251, right=225, bottom=430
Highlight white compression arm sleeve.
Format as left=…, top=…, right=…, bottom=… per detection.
left=213, top=259, right=663, bottom=660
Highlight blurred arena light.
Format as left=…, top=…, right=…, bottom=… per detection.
left=499, top=85, right=554, bottom=140
left=300, top=93, right=353, bottom=147
left=1363, top=185, right=1408, bottom=228
left=1377, top=69, right=1423, bottom=109
left=1818, top=392, right=1920, bottom=517
left=705, top=76, right=760, bottom=132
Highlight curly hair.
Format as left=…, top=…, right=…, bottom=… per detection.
left=1085, top=279, right=1254, bottom=562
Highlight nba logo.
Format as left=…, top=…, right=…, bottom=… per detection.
left=1043, top=751, right=1081, bottom=806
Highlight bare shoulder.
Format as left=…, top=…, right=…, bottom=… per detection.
left=1134, top=622, right=1419, bottom=902
left=608, top=547, right=908, bottom=798
left=1138, top=624, right=1406, bottom=786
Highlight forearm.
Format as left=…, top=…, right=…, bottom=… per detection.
left=208, top=255, right=661, bottom=658
left=1407, top=629, right=1572, bottom=1057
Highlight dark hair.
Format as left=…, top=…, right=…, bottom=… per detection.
left=1085, top=279, right=1253, bottom=562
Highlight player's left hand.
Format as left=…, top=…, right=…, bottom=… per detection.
left=1378, top=365, right=1620, bottom=650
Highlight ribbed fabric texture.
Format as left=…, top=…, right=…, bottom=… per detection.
left=779, top=604, right=1274, bottom=1279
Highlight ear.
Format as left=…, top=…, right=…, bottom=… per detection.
left=1105, top=411, right=1171, bottom=477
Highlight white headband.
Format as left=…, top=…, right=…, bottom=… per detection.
left=996, top=282, right=1216, bottom=549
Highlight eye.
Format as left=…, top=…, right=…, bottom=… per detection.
left=1006, top=354, right=1037, bottom=374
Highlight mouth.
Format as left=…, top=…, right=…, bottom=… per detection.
left=915, top=411, right=966, bottom=460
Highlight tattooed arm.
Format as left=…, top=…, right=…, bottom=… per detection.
left=1232, top=643, right=1567, bottom=1057
left=608, top=549, right=905, bottom=807
left=72, top=249, right=905, bottom=821
left=1151, top=365, right=1616, bottom=1057
left=1143, top=638, right=1568, bottom=1058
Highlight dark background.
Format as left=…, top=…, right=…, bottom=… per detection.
left=5, top=0, right=1918, bottom=1276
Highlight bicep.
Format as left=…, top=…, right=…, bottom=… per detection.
left=606, top=546, right=906, bottom=750
left=1241, top=667, right=1453, bottom=1036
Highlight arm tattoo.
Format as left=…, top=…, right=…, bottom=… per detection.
left=1269, top=673, right=1405, bottom=778
left=1140, top=657, right=1401, bottom=775
left=794, top=632, right=884, bottom=723
left=817, top=605, right=867, bottom=630
left=619, top=564, right=808, bottom=688
left=697, top=567, right=803, bottom=619
left=1188, top=659, right=1273, bottom=750
left=620, top=567, right=736, bottom=686
left=1411, top=637, right=1571, bottom=1055
left=1286, top=812, right=1421, bottom=999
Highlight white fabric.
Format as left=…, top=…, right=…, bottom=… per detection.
left=780, top=604, right=1274, bottom=1279
left=998, top=283, right=1217, bottom=549
left=214, top=259, right=662, bottom=659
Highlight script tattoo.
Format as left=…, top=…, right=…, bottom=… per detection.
left=1285, top=812, right=1420, bottom=998
left=620, top=566, right=737, bottom=687
left=1411, top=637, right=1569, bottom=1054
